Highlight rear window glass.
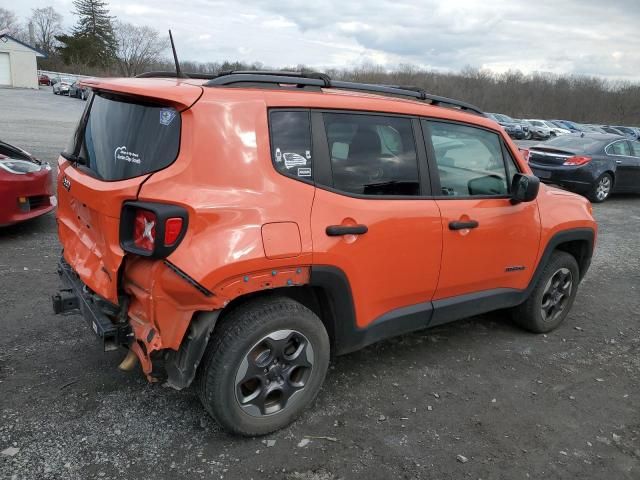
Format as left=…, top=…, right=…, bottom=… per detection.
left=69, top=93, right=181, bottom=181
left=269, top=111, right=313, bottom=181
left=323, top=113, right=420, bottom=196
left=543, top=135, right=605, bottom=152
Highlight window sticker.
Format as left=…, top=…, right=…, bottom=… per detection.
left=159, top=108, right=177, bottom=126
left=283, top=152, right=307, bottom=169
left=275, top=148, right=282, bottom=163
left=114, top=145, right=141, bottom=165
left=297, top=167, right=312, bottom=177
left=305, top=150, right=311, bottom=160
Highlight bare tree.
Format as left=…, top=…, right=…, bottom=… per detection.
left=30, top=7, right=63, bottom=55
left=0, top=7, right=30, bottom=42
left=0, top=7, right=19, bottom=32
left=115, top=21, right=167, bottom=77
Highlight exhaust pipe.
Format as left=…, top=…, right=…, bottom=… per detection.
left=118, top=349, right=139, bottom=371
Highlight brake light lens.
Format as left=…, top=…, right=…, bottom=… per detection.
left=121, top=202, right=188, bottom=258
left=164, top=217, right=184, bottom=246
left=133, top=209, right=156, bottom=251
left=563, top=156, right=592, bottom=166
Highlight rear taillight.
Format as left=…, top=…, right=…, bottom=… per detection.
left=563, top=156, right=592, bottom=166
left=164, top=217, right=184, bottom=246
left=120, top=202, right=188, bottom=258
left=133, top=209, right=157, bottom=252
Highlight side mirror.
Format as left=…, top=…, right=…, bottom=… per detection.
left=511, top=173, right=540, bottom=204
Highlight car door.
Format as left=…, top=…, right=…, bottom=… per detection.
left=608, top=139, right=640, bottom=191
left=310, top=111, right=443, bottom=331
left=422, top=120, right=541, bottom=320
left=628, top=141, right=640, bottom=191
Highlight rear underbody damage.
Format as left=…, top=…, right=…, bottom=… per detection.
left=55, top=254, right=311, bottom=387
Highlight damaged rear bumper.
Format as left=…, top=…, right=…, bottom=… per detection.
left=52, top=257, right=131, bottom=351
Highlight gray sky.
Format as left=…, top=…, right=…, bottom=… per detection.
left=8, top=0, right=640, bottom=80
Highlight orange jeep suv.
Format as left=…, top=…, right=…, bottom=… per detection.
left=53, top=71, right=596, bottom=435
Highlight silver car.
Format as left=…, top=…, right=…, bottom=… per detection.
left=52, top=77, right=75, bottom=95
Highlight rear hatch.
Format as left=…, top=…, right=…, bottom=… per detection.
left=528, top=147, right=575, bottom=166
left=528, top=136, right=604, bottom=166
left=57, top=78, right=202, bottom=303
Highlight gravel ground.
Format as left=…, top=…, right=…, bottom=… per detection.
left=1, top=87, right=639, bottom=480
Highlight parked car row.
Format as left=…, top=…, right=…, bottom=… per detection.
left=487, top=113, right=640, bottom=143
left=40, top=74, right=90, bottom=100
left=51, top=76, right=90, bottom=100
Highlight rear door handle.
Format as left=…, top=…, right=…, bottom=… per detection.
left=326, top=225, right=368, bottom=236
left=616, top=160, right=622, bottom=164
left=449, top=220, right=479, bottom=230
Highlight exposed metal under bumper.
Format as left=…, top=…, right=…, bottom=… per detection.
left=53, top=257, right=131, bottom=351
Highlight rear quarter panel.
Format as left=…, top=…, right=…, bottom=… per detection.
left=137, top=96, right=315, bottom=292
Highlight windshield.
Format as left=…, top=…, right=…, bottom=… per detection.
left=496, top=114, right=515, bottom=123
left=64, top=92, right=181, bottom=181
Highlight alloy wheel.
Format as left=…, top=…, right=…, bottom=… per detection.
left=596, top=176, right=611, bottom=201
left=540, top=267, right=573, bottom=323
left=234, top=329, right=314, bottom=417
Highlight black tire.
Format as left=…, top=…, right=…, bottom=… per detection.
left=588, top=173, right=613, bottom=203
left=512, top=251, right=580, bottom=333
left=196, top=296, right=330, bottom=436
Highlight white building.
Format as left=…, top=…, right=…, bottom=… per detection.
left=0, top=33, right=47, bottom=89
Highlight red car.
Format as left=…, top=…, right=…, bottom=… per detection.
left=0, top=140, right=56, bottom=226
left=38, top=74, right=50, bottom=86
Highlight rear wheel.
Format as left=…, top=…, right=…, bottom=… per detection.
left=197, top=296, right=330, bottom=436
left=589, top=173, right=613, bottom=203
left=512, top=251, right=579, bottom=333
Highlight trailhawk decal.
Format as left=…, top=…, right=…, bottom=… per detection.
left=114, top=146, right=141, bottom=165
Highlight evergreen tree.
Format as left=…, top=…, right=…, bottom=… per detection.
left=62, top=0, right=116, bottom=67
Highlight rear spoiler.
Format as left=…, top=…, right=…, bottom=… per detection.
left=79, top=77, right=203, bottom=110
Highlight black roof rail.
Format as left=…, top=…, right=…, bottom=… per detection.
left=204, top=70, right=484, bottom=115
left=136, top=71, right=218, bottom=80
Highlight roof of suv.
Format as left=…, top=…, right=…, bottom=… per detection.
left=82, top=71, right=496, bottom=124
left=82, top=73, right=499, bottom=131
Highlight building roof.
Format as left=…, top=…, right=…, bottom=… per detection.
left=0, top=33, right=48, bottom=58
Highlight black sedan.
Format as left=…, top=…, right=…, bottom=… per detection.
left=69, top=81, right=90, bottom=100
left=525, top=133, right=640, bottom=202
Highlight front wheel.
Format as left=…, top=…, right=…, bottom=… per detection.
left=589, top=173, right=613, bottom=203
left=512, top=251, right=580, bottom=333
left=197, top=296, right=330, bottom=436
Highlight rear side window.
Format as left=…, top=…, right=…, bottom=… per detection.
left=606, top=140, right=631, bottom=156
left=70, top=93, right=181, bottom=181
left=269, top=111, right=313, bottom=181
left=426, top=121, right=510, bottom=197
left=322, top=113, right=420, bottom=196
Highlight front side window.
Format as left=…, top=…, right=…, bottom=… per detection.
left=426, top=121, right=511, bottom=197
left=630, top=140, right=640, bottom=157
left=322, top=113, right=420, bottom=196
left=269, top=110, right=313, bottom=181
left=606, top=140, right=631, bottom=156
